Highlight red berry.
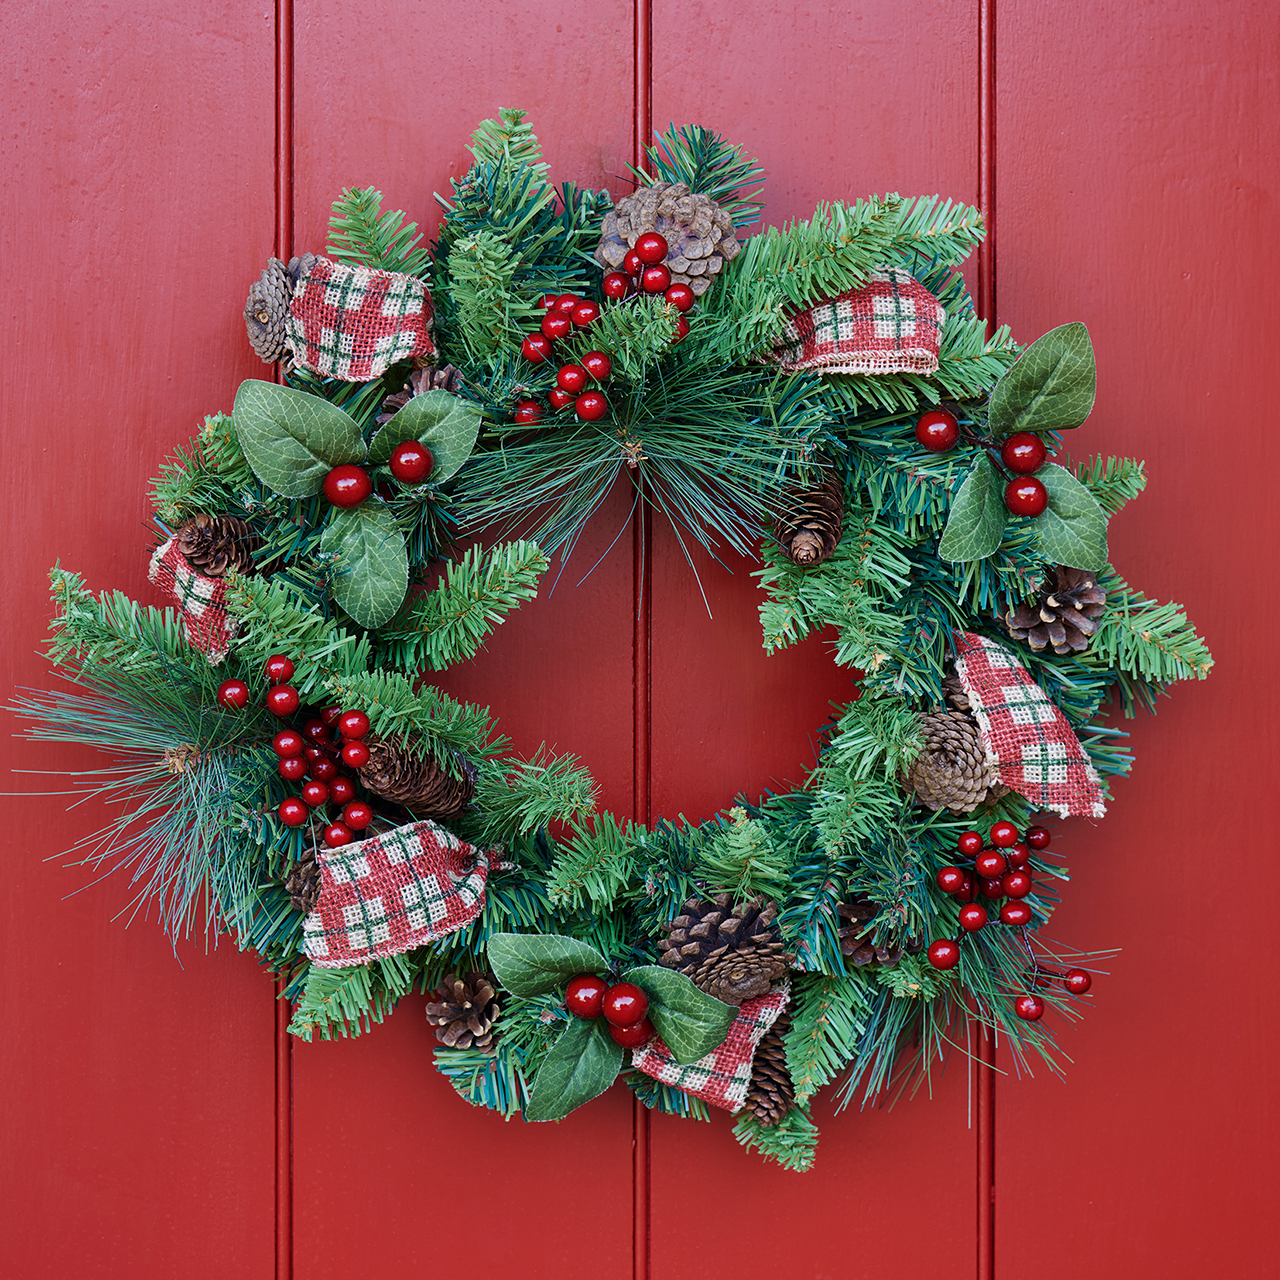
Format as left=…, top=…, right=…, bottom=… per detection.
left=301, top=780, right=329, bottom=808
left=265, top=684, right=300, bottom=717
left=640, top=264, right=671, bottom=294
left=664, top=283, right=695, bottom=312
left=342, top=801, right=373, bottom=831
left=602, top=982, right=649, bottom=1027
left=273, top=729, right=306, bottom=758
left=958, top=875, right=976, bottom=902
left=1000, top=901, right=1033, bottom=927
left=635, top=232, right=669, bottom=264
left=265, top=655, right=295, bottom=685
left=522, top=333, right=553, bottom=363
left=582, top=350, right=613, bottom=382
left=303, top=717, right=331, bottom=743
left=1005, top=476, right=1048, bottom=517
left=1006, top=842, right=1032, bottom=869
left=323, top=822, right=354, bottom=849
left=1014, top=994, right=1045, bottom=1022
left=320, top=706, right=342, bottom=728
left=216, top=678, right=250, bottom=709
left=341, top=740, right=371, bottom=769
left=337, top=710, right=369, bottom=740
left=277, top=756, right=307, bottom=782
left=277, top=797, right=309, bottom=827
left=936, top=866, right=967, bottom=895
left=957, top=830, right=984, bottom=857
left=1025, top=825, right=1051, bottom=850
left=309, top=756, right=339, bottom=782
left=915, top=409, right=960, bottom=452
left=327, top=776, right=356, bottom=805
left=390, top=440, right=434, bottom=484
left=975, top=850, right=1008, bottom=879
left=564, top=974, right=608, bottom=1019
left=609, top=1017, right=656, bottom=1048
left=927, top=939, right=961, bottom=970
left=980, top=878, right=1006, bottom=899
left=1001, top=432, right=1048, bottom=474
left=541, top=312, right=572, bottom=341
left=323, top=465, right=373, bottom=508
left=513, top=400, right=543, bottom=426
left=671, top=316, right=690, bottom=344
left=575, top=391, right=609, bottom=422
left=602, top=272, right=633, bottom=300
left=541, top=293, right=560, bottom=310
left=548, top=388, right=575, bottom=410
left=303, top=745, right=327, bottom=762
left=1064, top=969, right=1093, bottom=995
left=557, top=364, right=588, bottom=394
left=958, top=903, right=987, bottom=932
left=989, top=821, right=1019, bottom=848
left=622, top=249, right=642, bottom=277
left=1001, top=870, right=1033, bottom=899
left=571, top=300, right=601, bottom=327
left=553, top=293, right=579, bottom=313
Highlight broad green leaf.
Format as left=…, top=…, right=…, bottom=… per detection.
left=524, top=1017, right=622, bottom=1122
left=1034, top=463, right=1110, bottom=571
left=368, top=390, right=482, bottom=482
left=487, top=932, right=609, bottom=998
left=938, top=454, right=1006, bottom=563
left=623, top=965, right=737, bottom=1066
left=233, top=380, right=367, bottom=497
left=988, top=322, right=1096, bottom=435
left=319, top=502, right=409, bottom=629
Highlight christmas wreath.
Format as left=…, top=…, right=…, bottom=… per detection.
left=17, top=111, right=1212, bottom=1171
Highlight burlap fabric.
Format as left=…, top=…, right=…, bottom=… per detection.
left=147, top=537, right=238, bottom=663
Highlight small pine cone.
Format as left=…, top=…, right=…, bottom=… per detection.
left=906, top=709, right=1007, bottom=815
left=357, top=736, right=476, bottom=822
left=175, top=513, right=261, bottom=577
left=775, top=470, right=844, bottom=567
left=595, top=181, right=741, bottom=298
left=1005, top=567, right=1107, bottom=656
left=244, top=258, right=294, bottom=362
left=656, top=894, right=794, bottom=1006
left=284, top=851, right=321, bottom=914
left=744, top=1009, right=795, bottom=1127
left=941, top=674, right=971, bottom=712
left=376, top=363, right=467, bottom=424
left=425, top=971, right=500, bottom=1051
left=837, top=897, right=902, bottom=967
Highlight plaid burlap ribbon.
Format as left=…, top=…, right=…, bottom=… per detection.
left=285, top=257, right=435, bottom=381
left=147, top=538, right=237, bottom=663
left=302, top=820, right=499, bottom=968
left=629, top=981, right=790, bottom=1113
left=953, top=632, right=1106, bottom=819
left=765, top=268, right=944, bottom=375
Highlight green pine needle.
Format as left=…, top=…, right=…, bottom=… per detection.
left=328, top=187, right=430, bottom=277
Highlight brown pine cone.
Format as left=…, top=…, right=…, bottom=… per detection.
left=656, top=894, right=793, bottom=1006
left=1005, top=566, right=1107, bottom=656
left=837, top=897, right=902, bottom=967
left=906, top=709, right=1007, bottom=815
left=243, top=259, right=293, bottom=363
left=284, top=851, right=321, bottom=914
left=357, top=736, right=476, bottom=822
left=744, top=1009, right=795, bottom=1127
left=376, top=363, right=467, bottom=424
left=595, top=181, right=741, bottom=298
left=425, top=971, right=499, bottom=1051
left=175, top=513, right=261, bottom=577
left=775, top=470, right=844, bottom=567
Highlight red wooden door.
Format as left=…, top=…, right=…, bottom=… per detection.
left=4, top=3, right=1275, bottom=1278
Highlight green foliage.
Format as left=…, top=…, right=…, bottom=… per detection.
left=1034, top=462, right=1110, bottom=571
left=545, top=812, right=636, bottom=912
left=639, top=123, right=765, bottom=230
left=1090, top=568, right=1214, bottom=686
left=785, top=974, right=873, bottom=1104
left=1075, top=455, right=1148, bottom=516
left=988, top=322, right=1096, bottom=435
left=524, top=1016, right=622, bottom=1121
left=890, top=195, right=987, bottom=265
left=288, top=954, right=421, bottom=1040
left=732, top=1104, right=819, bottom=1172
left=625, top=1071, right=712, bottom=1121
left=694, top=806, right=793, bottom=901
left=327, top=186, right=430, bottom=277
left=563, top=293, right=680, bottom=384
left=445, top=229, right=533, bottom=361
left=469, top=749, right=598, bottom=847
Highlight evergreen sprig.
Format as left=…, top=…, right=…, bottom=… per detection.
left=732, top=1103, right=819, bottom=1172
left=327, top=187, right=430, bottom=277
left=638, top=123, right=765, bottom=230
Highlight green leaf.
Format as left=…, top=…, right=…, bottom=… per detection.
left=988, top=322, right=1096, bottom=435
left=318, top=502, right=409, bottom=629
left=622, top=965, right=737, bottom=1066
left=232, top=380, right=367, bottom=497
left=487, top=932, right=609, bottom=998
left=368, top=390, right=482, bottom=482
left=524, top=1017, right=623, bottom=1121
left=938, top=454, right=1006, bottom=563
left=1034, top=463, right=1110, bottom=571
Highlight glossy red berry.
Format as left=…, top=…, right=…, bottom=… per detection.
left=623, top=248, right=642, bottom=277
left=341, top=740, right=371, bottom=769
left=323, top=465, right=373, bottom=508
left=303, top=717, right=331, bottom=743
left=319, top=705, right=342, bottom=728
left=278, top=756, right=308, bottom=782
left=980, top=878, right=1006, bottom=899
left=265, top=684, right=300, bottom=718
left=1001, top=432, right=1048, bottom=474
left=1000, top=901, right=1033, bottom=927
left=1005, top=476, right=1048, bottom=517
left=582, top=350, right=613, bottom=382
left=989, top=820, right=1019, bottom=848
left=958, top=875, right=976, bottom=902
left=548, top=388, right=575, bottom=410
left=323, top=822, right=354, bottom=849
left=957, top=830, right=984, bottom=857
left=575, top=391, right=609, bottom=422
left=337, top=710, right=369, bottom=740
left=927, top=939, right=961, bottom=970
left=342, top=801, right=373, bottom=831
left=975, top=850, right=1008, bottom=879
left=265, top=655, right=295, bottom=685
left=541, top=293, right=560, bottom=310
left=1064, top=969, right=1093, bottom=995
left=564, top=974, right=608, bottom=1019
left=1025, top=825, right=1051, bottom=850
left=390, top=440, right=434, bottom=484
left=521, top=332, right=553, bottom=363
left=553, top=293, right=579, bottom=313
left=1005, top=842, right=1032, bottom=869
left=664, top=283, right=695, bottom=312
left=1001, top=870, right=1033, bottom=899
left=609, top=1017, right=656, bottom=1048
left=327, top=776, right=356, bottom=805
left=936, top=866, right=967, bottom=895
left=541, top=311, right=572, bottom=341
left=309, top=756, right=339, bottom=782
left=602, top=271, right=633, bottom=300
left=671, top=316, right=690, bottom=344
left=602, top=982, right=649, bottom=1027
left=958, top=903, right=988, bottom=932
left=915, top=409, right=960, bottom=452
left=513, top=401, right=543, bottom=426
left=635, top=232, right=669, bottom=264
left=640, top=264, right=672, bottom=294
left=571, top=300, right=601, bottom=327
left=301, top=780, right=330, bottom=808
left=303, top=745, right=327, bottom=762
left=557, top=364, right=588, bottom=394
left=216, top=678, right=250, bottom=709
left=278, top=797, right=309, bottom=827
left=1014, top=994, right=1045, bottom=1022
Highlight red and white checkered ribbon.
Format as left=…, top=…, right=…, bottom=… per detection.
left=629, top=981, right=790, bottom=1113
left=302, top=820, right=499, bottom=968
left=147, top=538, right=237, bottom=663
left=285, top=257, right=435, bottom=382
left=765, top=269, right=945, bottom=376
left=954, top=632, right=1106, bottom=819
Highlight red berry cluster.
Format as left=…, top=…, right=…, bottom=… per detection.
left=517, top=292, right=611, bottom=425
left=565, top=975, right=655, bottom=1048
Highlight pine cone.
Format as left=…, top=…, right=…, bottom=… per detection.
left=175, top=513, right=261, bottom=577
left=744, top=1009, right=795, bottom=1127
left=243, top=259, right=293, bottom=362
left=595, top=181, right=741, bottom=298
left=376, top=363, right=467, bottom=424
left=837, top=897, right=902, bottom=967
left=775, top=470, right=844, bottom=566
left=425, top=971, right=500, bottom=1051
left=356, top=736, right=476, bottom=821
left=284, top=851, right=321, bottom=914
left=1005, top=567, right=1107, bottom=656
left=656, top=894, right=793, bottom=1006
left=906, top=709, right=1007, bottom=815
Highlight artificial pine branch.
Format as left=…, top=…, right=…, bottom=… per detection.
left=1087, top=568, right=1213, bottom=685
left=469, top=750, right=599, bottom=845
left=1075, top=455, right=1148, bottom=515
left=446, top=229, right=537, bottom=362
left=563, top=293, right=680, bottom=384
left=624, top=1071, right=712, bottom=1121
left=637, top=123, right=765, bottom=230
left=784, top=973, right=873, bottom=1103
left=545, top=812, right=637, bottom=912
left=327, top=187, right=430, bottom=277
left=695, top=806, right=793, bottom=901
left=288, top=954, right=422, bottom=1040
left=732, top=1103, right=819, bottom=1172
left=890, top=195, right=987, bottom=265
